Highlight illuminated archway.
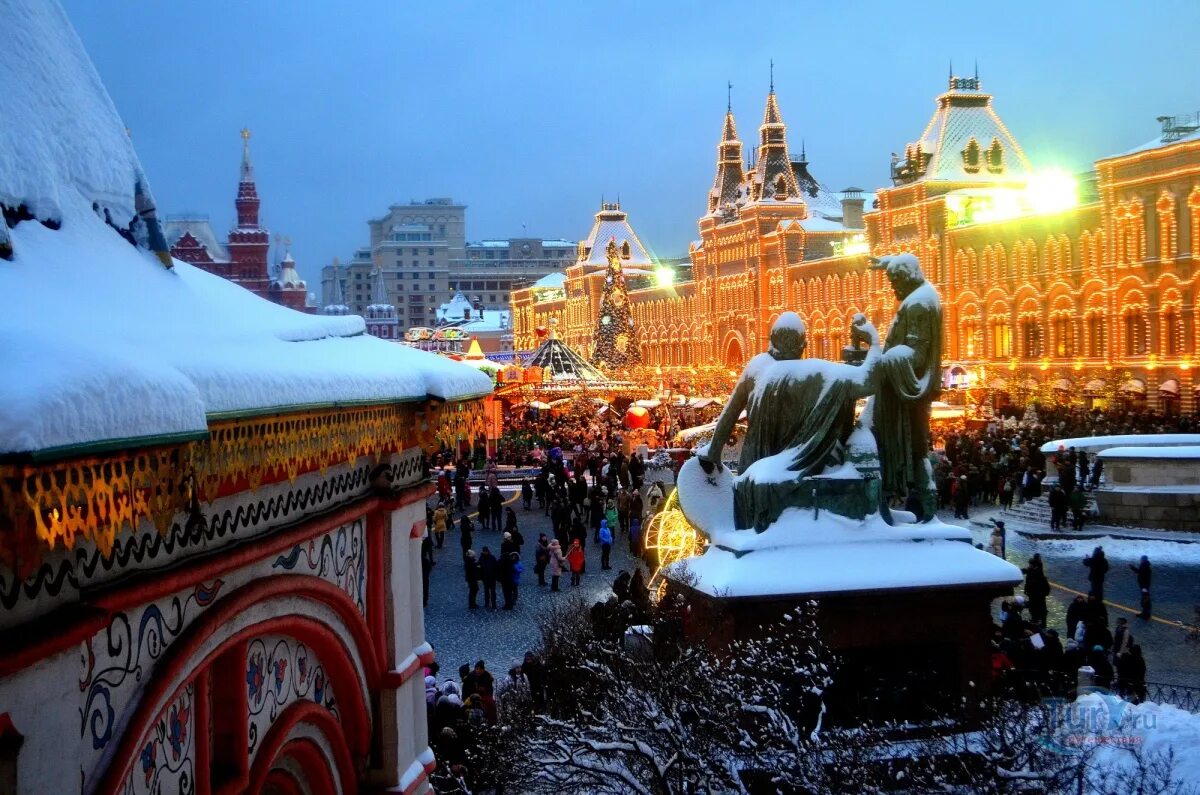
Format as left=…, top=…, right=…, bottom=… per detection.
left=722, top=332, right=746, bottom=368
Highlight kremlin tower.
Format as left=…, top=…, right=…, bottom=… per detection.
left=167, top=129, right=310, bottom=311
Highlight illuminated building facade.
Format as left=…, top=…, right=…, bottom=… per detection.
left=511, top=77, right=1200, bottom=413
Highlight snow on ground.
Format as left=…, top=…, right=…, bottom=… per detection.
left=0, top=0, right=491, bottom=455
left=1026, top=534, right=1200, bottom=565
left=1073, top=693, right=1200, bottom=785
left=1040, top=434, right=1200, bottom=454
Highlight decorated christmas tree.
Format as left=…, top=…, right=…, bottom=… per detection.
left=591, top=238, right=641, bottom=369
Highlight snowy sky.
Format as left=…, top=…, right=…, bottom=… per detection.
left=64, top=0, right=1200, bottom=286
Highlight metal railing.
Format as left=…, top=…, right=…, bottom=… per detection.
left=1144, top=681, right=1200, bottom=713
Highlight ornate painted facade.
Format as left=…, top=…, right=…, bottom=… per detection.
left=511, top=77, right=1200, bottom=413
left=0, top=400, right=484, bottom=794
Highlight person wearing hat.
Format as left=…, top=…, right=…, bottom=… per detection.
left=1022, top=552, right=1049, bottom=626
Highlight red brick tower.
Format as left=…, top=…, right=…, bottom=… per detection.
left=227, top=128, right=271, bottom=296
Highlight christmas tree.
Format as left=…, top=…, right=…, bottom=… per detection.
left=591, top=238, right=641, bottom=369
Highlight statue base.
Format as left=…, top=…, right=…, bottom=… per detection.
left=669, top=455, right=1022, bottom=723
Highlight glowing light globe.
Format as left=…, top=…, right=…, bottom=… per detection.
left=624, top=406, right=652, bottom=429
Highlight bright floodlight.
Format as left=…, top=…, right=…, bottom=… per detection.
left=654, top=265, right=675, bottom=287
left=1024, top=169, right=1078, bottom=215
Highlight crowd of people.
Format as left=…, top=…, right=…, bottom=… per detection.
left=933, top=405, right=1195, bottom=524
left=992, top=547, right=1154, bottom=703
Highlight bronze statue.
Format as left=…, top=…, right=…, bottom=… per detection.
left=700, top=312, right=879, bottom=530
left=868, top=253, right=943, bottom=517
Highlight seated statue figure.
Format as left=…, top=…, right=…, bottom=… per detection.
left=699, top=312, right=881, bottom=531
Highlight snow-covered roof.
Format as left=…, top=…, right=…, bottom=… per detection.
left=435, top=292, right=509, bottom=331
left=902, top=82, right=1032, bottom=184
left=1097, top=446, right=1200, bottom=460
left=0, top=2, right=490, bottom=456
left=274, top=253, right=306, bottom=289
left=1109, top=127, right=1200, bottom=159
left=532, top=271, right=566, bottom=289
left=164, top=216, right=230, bottom=262
left=578, top=204, right=653, bottom=268
left=797, top=214, right=847, bottom=233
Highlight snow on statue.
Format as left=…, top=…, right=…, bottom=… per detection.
left=697, top=310, right=881, bottom=531
left=867, top=252, right=943, bottom=521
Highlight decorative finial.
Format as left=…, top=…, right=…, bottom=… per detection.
left=801, top=138, right=807, bottom=161
left=974, top=59, right=979, bottom=81
left=769, top=59, right=774, bottom=92
left=727, top=80, right=733, bottom=112
left=949, top=59, right=953, bottom=80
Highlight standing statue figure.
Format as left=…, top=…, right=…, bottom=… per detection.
left=699, top=311, right=879, bottom=530
left=869, top=253, right=943, bottom=518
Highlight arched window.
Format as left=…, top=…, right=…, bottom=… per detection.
left=621, top=240, right=632, bottom=259
left=1052, top=316, right=1074, bottom=357
left=1163, top=306, right=1183, bottom=355
left=986, top=138, right=1004, bottom=174
left=962, top=138, right=981, bottom=174
left=775, top=175, right=788, bottom=199
left=992, top=317, right=1012, bottom=358
left=1086, top=313, right=1106, bottom=357
left=1022, top=319, right=1043, bottom=358
left=1124, top=307, right=1148, bottom=356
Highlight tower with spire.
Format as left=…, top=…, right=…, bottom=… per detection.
left=708, top=81, right=745, bottom=216
left=749, top=67, right=802, bottom=202
left=322, top=258, right=350, bottom=316
left=364, top=265, right=399, bottom=338
left=269, top=237, right=309, bottom=311
left=227, top=128, right=271, bottom=293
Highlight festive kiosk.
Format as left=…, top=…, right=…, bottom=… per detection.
left=0, top=3, right=491, bottom=792
left=664, top=254, right=1021, bottom=722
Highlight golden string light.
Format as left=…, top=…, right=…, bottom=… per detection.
left=641, top=489, right=706, bottom=588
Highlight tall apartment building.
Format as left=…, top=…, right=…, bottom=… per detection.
left=322, top=198, right=573, bottom=328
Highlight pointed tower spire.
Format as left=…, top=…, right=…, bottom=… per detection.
left=709, top=83, right=745, bottom=215
left=323, top=257, right=348, bottom=315
left=240, top=127, right=253, bottom=181
left=752, top=80, right=800, bottom=202
left=370, top=265, right=389, bottom=305
left=769, top=59, right=774, bottom=93
left=234, top=127, right=261, bottom=229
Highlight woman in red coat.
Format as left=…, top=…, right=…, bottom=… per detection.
left=566, top=539, right=585, bottom=587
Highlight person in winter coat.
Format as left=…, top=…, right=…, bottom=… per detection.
left=598, top=519, right=614, bottom=570
left=464, top=549, right=480, bottom=609
left=1022, top=553, right=1050, bottom=626
left=500, top=532, right=518, bottom=560
left=589, top=490, right=605, bottom=539
left=629, top=568, right=650, bottom=615
left=1117, top=644, right=1147, bottom=702
left=521, top=478, right=534, bottom=510
left=432, top=504, right=449, bottom=549
left=489, top=485, right=504, bottom=531
left=617, top=488, right=632, bottom=536
left=508, top=552, right=524, bottom=607
left=547, top=538, right=566, bottom=591
left=1066, top=595, right=1087, bottom=641
left=1069, top=486, right=1088, bottom=531
left=421, top=534, right=435, bottom=607
left=604, top=500, right=619, bottom=538
left=988, top=525, right=1005, bottom=559
left=478, top=547, right=498, bottom=609
left=1130, top=555, right=1152, bottom=619
left=497, top=549, right=515, bottom=609
left=1083, top=546, right=1109, bottom=600
left=1111, top=616, right=1133, bottom=661
left=534, top=534, right=550, bottom=586
left=478, top=484, right=490, bottom=528
left=953, top=475, right=970, bottom=519
left=566, top=539, right=585, bottom=586
left=459, top=514, right=473, bottom=556
left=1047, top=485, right=1068, bottom=530
left=646, top=482, right=664, bottom=514
left=1089, top=645, right=1114, bottom=689
left=504, top=507, right=519, bottom=535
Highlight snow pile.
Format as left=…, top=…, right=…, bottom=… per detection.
left=1040, top=434, right=1200, bottom=455
left=0, top=1, right=143, bottom=223
left=1073, top=693, right=1200, bottom=785
left=1097, top=445, right=1200, bottom=460
left=0, top=1, right=491, bottom=455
